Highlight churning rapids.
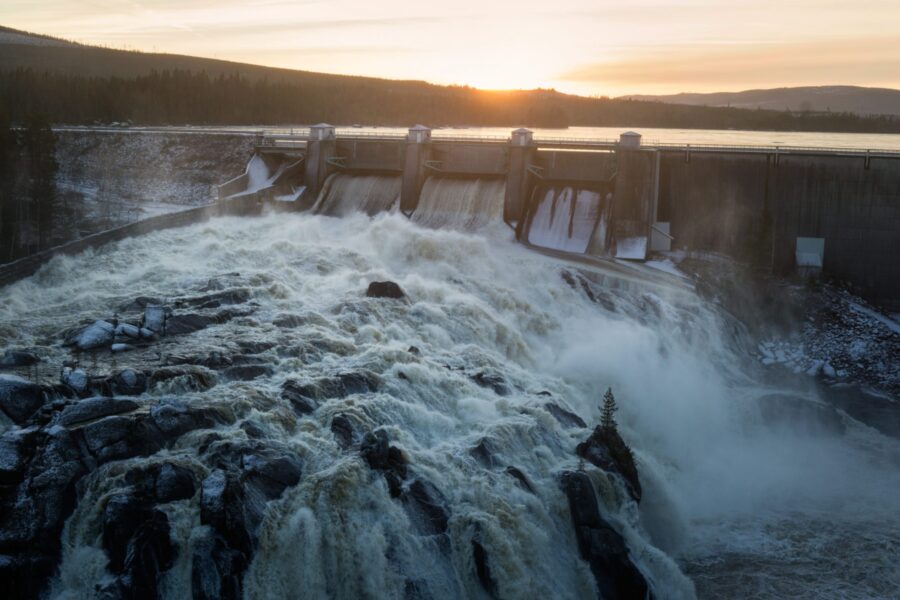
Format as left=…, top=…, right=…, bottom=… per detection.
left=1, top=210, right=898, bottom=600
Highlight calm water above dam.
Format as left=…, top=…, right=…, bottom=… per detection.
left=147, top=125, right=900, bottom=151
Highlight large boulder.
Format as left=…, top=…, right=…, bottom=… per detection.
left=360, top=430, right=407, bottom=497
left=0, top=375, right=47, bottom=424
left=559, top=471, right=649, bottom=600
left=544, top=403, right=587, bottom=429
left=175, top=289, right=251, bottom=310
left=70, top=320, right=115, bottom=350
left=366, top=281, right=406, bottom=299
left=108, top=369, right=147, bottom=396
left=576, top=426, right=642, bottom=502
left=58, top=397, right=140, bottom=427
left=0, top=349, right=40, bottom=368
left=102, top=493, right=176, bottom=598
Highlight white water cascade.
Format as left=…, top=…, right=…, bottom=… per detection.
left=314, top=174, right=401, bottom=217
left=0, top=212, right=897, bottom=600
left=527, top=187, right=607, bottom=254
left=412, top=177, right=506, bottom=232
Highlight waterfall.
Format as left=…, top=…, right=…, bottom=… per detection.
left=412, top=177, right=506, bottom=231
left=246, top=155, right=271, bottom=193
left=527, top=186, right=607, bottom=254
left=1, top=212, right=897, bottom=600
left=313, top=174, right=401, bottom=217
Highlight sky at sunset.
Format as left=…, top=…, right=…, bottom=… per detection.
left=3, top=0, right=899, bottom=97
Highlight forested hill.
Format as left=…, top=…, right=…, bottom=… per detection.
left=2, top=26, right=899, bottom=132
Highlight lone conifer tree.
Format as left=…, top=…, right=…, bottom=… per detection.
left=600, top=387, right=618, bottom=431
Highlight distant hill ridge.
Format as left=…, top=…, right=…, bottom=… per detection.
left=2, top=25, right=899, bottom=132
left=623, top=86, right=900, bottom=117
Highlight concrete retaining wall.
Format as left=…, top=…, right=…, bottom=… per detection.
left=0, top=196, right=260, bottom=289
left=660, top=151, right=900, bottom=308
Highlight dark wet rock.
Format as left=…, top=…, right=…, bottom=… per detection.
left=150, top=400, right=225, bottom=438
left=223, top=365, right=273, bottom=381
left=0, top=349, right=40, bottom=368
left=0, top=375, right=47, bottom=424
left=240, top=420, right=266, bottom=439
left=148, top=365, right=217, bottom=392
left=559, top=470, right=649, bottom=600
left=192, top=526, right=244, bottom=600
left=407, top=346, right=421, bottom=356
left=470, top=438, right=497, bottom=468
left=401, top=478, right=450, bottom=536
left=472, top=537, right=497, bottom=597
left=331, top=414, right=355, bottom=449
left=576, top=426, right=642, bottom=503
left=199, top=273, right=241, bottom=292
left=176, top=288, right=251, bottom=310
left=119, top=296, right=164, bottom=313
left=280, top=380, right=318, bottom=415
left=109, top=368, right=147, bottom=396
left=283, top=371, right=381, bottom=413
left=114, top=323, right=141, bottom=339
left=544, top=403, right=587, bottom=429
left=155, top=463, right=197, bottom=503
left=236, top=340, right=276, bottom=354
left=58, top=397, right=139, bottom=427
left=102, top=494, right=176, bottom=598
left=230, top=354, right=269, bottom=367
left=536, top=390, right=553, bottom=397
left=61, top=367, right=90, bottom=397
left=166, top=351, right=233, bottom=370
left=360, top=430, right=407, bottom=497
left=165, top=313, right=217, bottom=335
left=110, top=343, right=134, bottom=353
left=471, top=371, right=510, bottom=396
left=142, top=305, right=169, bottom=333
left=0, top=425, right=86, bottom=595
left=561, top=269, right=598, bottom=303
left=0, top=553, right=56, bottom=599
left=366, top=281, right=406, bottom=299
left=504, top=466, right=535, bottom=494
left=758, top=393, right=846, bottom=435
left=80, top=415, right=162, bottom=463
left=67, top=320, right=115, bottom=350
left=194, top=445, right=301, bottom=600
left=0, top=427, right=39, bottom=485
left=165, top=309, right=247, bottom=336
left=240, top=450, right=302, bottom=501
left=272, top=314, right=306, bottom=328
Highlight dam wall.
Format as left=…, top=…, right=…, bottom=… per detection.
left=226, top=126, right=900, bottom=307
left=659, top=151, right=900, bottom=307
left=7, top=126, right=896, bottom=308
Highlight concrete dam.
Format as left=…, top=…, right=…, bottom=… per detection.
left=219, top=124, right=900, bottom=309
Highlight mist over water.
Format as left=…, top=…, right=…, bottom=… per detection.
left=2, top=203, right=898, bottom=598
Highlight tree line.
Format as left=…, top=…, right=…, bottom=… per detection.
left=0, top=113, right=66, bottom=263
left=1, top=67, right=898, bottom=132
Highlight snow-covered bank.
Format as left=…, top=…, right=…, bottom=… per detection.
left=54, top=130, right=255, bottom=235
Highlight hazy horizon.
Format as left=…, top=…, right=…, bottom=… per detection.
left=3, top=0, right=900, bottom=97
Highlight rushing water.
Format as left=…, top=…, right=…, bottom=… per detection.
left=1, top=185, right=898, bottom=598
left=315, top=174, right=400, bottom=217
left=527, top=187, right=607, bottom=254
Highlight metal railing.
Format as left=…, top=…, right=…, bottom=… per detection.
left=245, top=129, right=900, bottom=158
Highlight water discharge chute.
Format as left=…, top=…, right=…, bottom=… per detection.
left=412, top=177, right=506, bottom=231
left=313, top=174, right=401, bottom=217
left=527, top=186, right=609, bottom=254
